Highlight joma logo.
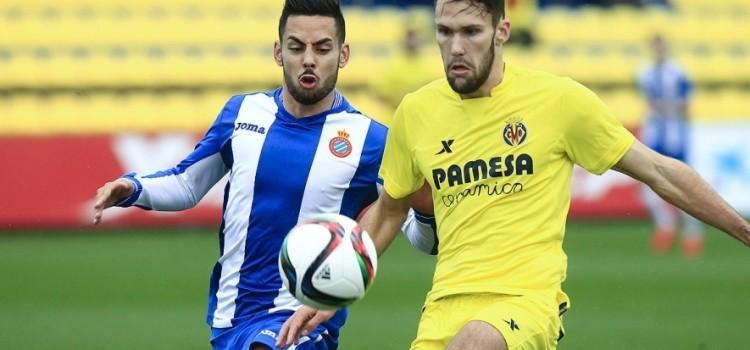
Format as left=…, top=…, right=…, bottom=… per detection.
left=235, top=122, right=266, bottom=134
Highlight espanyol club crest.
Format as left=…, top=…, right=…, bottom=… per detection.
left=503, top=117, right=528, bottom=147
left=329, top=130, right=352, bottom=158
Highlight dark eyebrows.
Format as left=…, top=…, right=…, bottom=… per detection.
left=462, top=25, right=483, bottom=31
left=313, top=38, right=334, bottom=46
left=286, top=36, right=305, bottom=45
left=436, top=23, right=483, bottom=32
left=286, top=36, right=334, bottom=46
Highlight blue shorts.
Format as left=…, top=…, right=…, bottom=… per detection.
left=210, top=311, right=341, bottom=350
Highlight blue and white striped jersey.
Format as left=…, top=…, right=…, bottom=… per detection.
left=637, top=60, right=693, bottom=159
left=638, top=60, right=693, bottom=119
left=117, top=89, right=387, bottom=329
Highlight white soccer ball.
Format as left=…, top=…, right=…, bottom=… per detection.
left=278, top=213, right=378, bottom=310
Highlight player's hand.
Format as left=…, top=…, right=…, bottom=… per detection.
left=92, top=179, right=135, bottom=225
left=276, top=306, right=335, bottom=348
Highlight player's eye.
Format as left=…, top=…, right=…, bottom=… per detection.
left=464, top=28, right=480, bottom=36
left=288, top=46, right=304, bottom=53
left=437, top=27, right=452, bottom=36
left=316, top=47, right=332, bottom=54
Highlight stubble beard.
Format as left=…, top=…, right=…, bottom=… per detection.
left=283, top=67, right=339, bottom=106
left=447, top=43, right=495, bottom=95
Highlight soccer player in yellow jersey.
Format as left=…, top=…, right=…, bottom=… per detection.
left=278, top=0, right=750, bottom=349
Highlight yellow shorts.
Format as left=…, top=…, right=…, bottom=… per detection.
left=410, top=291, right=569, bottom=350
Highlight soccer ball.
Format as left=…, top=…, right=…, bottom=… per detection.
left=278, top=213, right=378, bottom=310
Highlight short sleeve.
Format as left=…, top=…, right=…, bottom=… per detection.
left=378, top=95, right=425, bottom=199
left=562, top=81, right=636, bottom=175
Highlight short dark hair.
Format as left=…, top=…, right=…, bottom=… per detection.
left=437, top=0, right=505, bottom=26
left=278, top=0, right=346, bottom=44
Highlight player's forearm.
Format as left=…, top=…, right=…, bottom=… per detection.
left=120, top=155, right=228, bottom=211
left=117, top=173, right=197, bottom=211
left=360, top=196, right=411, bottom=256
left=650, top=157, right=750, bottom=246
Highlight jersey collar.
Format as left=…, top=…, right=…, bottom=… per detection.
left=273, top=88, right=350, bottom=125
left=451, top=62, right=516, bottom=102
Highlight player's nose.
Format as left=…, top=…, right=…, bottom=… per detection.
left=302, top=48, right=317, bottom=68
left=449, top=38, right=465, bottom=56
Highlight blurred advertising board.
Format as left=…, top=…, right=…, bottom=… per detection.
left=1, top=122, right=748, bottom=229
left=571, top=121, right=750, bottom=218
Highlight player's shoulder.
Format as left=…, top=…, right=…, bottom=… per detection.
left=332, top=100, right=388, bottom=157
left=636, top=61, right=656, bottom=78
left=511, top=64, right=565, bottom=81
left=401, top=78, right=456, bottom=107
left=338, top=97, right=387, bottom=129
left=511, top=65, right=607, bottom=116
left=664, top=59, right=690, bottom=77
left=227, top=90, right=276, bottom=101
left=510, top=64, right=582, bottom=92
left=335, top=96, right=388, bottom=141
left=412, top=78, right=453, bottom=95
left=221, top=90, right=278, bottom=116
left=347, top=110, right=389, bottom=141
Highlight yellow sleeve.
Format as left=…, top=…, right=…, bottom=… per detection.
left=379, top=95, right=424, bottom=199
left=562, top=81, right=636, bottom=175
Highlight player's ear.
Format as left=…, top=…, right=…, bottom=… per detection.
left=274, top=40, right=283, bottom=67
left=339, top=42, right=350, bottom=69
left=495, top=19, right=511, bottom=46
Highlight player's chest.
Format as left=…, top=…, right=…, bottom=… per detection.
left=413, top=110, right=561, bottom=191
left=230, top=120, right=365, bottom=192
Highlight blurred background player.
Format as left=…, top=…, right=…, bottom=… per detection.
left=638, top=34, right=704, bottom=257
left=92, top=1, right=433, bottom=349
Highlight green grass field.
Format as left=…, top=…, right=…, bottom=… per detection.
left=0, top=221, right=747, bottom=349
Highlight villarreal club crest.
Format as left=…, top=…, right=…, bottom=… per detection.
left=503, top=117, right=528, bottom=147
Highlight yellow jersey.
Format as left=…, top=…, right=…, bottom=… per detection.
left=379, top=64, right=635, bottom=302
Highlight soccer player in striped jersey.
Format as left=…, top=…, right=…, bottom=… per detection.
left=637, top=34, right=704, bottom=257
left=92, top=1, right=435, bottom=349
left=279, top=0, right=750, bottom=349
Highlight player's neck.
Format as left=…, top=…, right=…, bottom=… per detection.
left=281, top=88, right=337, bottom=119
left=459, top=60, right=505, bottom=100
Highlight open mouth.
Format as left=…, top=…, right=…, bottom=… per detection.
left=299, top=74, right=318, bottom=89
left=450, top=64, right=471, bottom=75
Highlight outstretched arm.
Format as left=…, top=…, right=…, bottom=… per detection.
left=92, top=95, right=242, bottom=224
left=614, top=140, right=750, bottom=246
left=92, top=151, right=228, bottom=224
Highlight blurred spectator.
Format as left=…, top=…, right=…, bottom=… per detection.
left=506, top=0, right=537, bottom=47
left=372, top=28, right=441, bottom=111
left=637, top=34, right=704, bottom=258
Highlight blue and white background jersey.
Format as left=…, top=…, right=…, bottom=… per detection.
left=637, top=60, right=693, bottom=159
left=117, top=88, right=386, bottom=329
